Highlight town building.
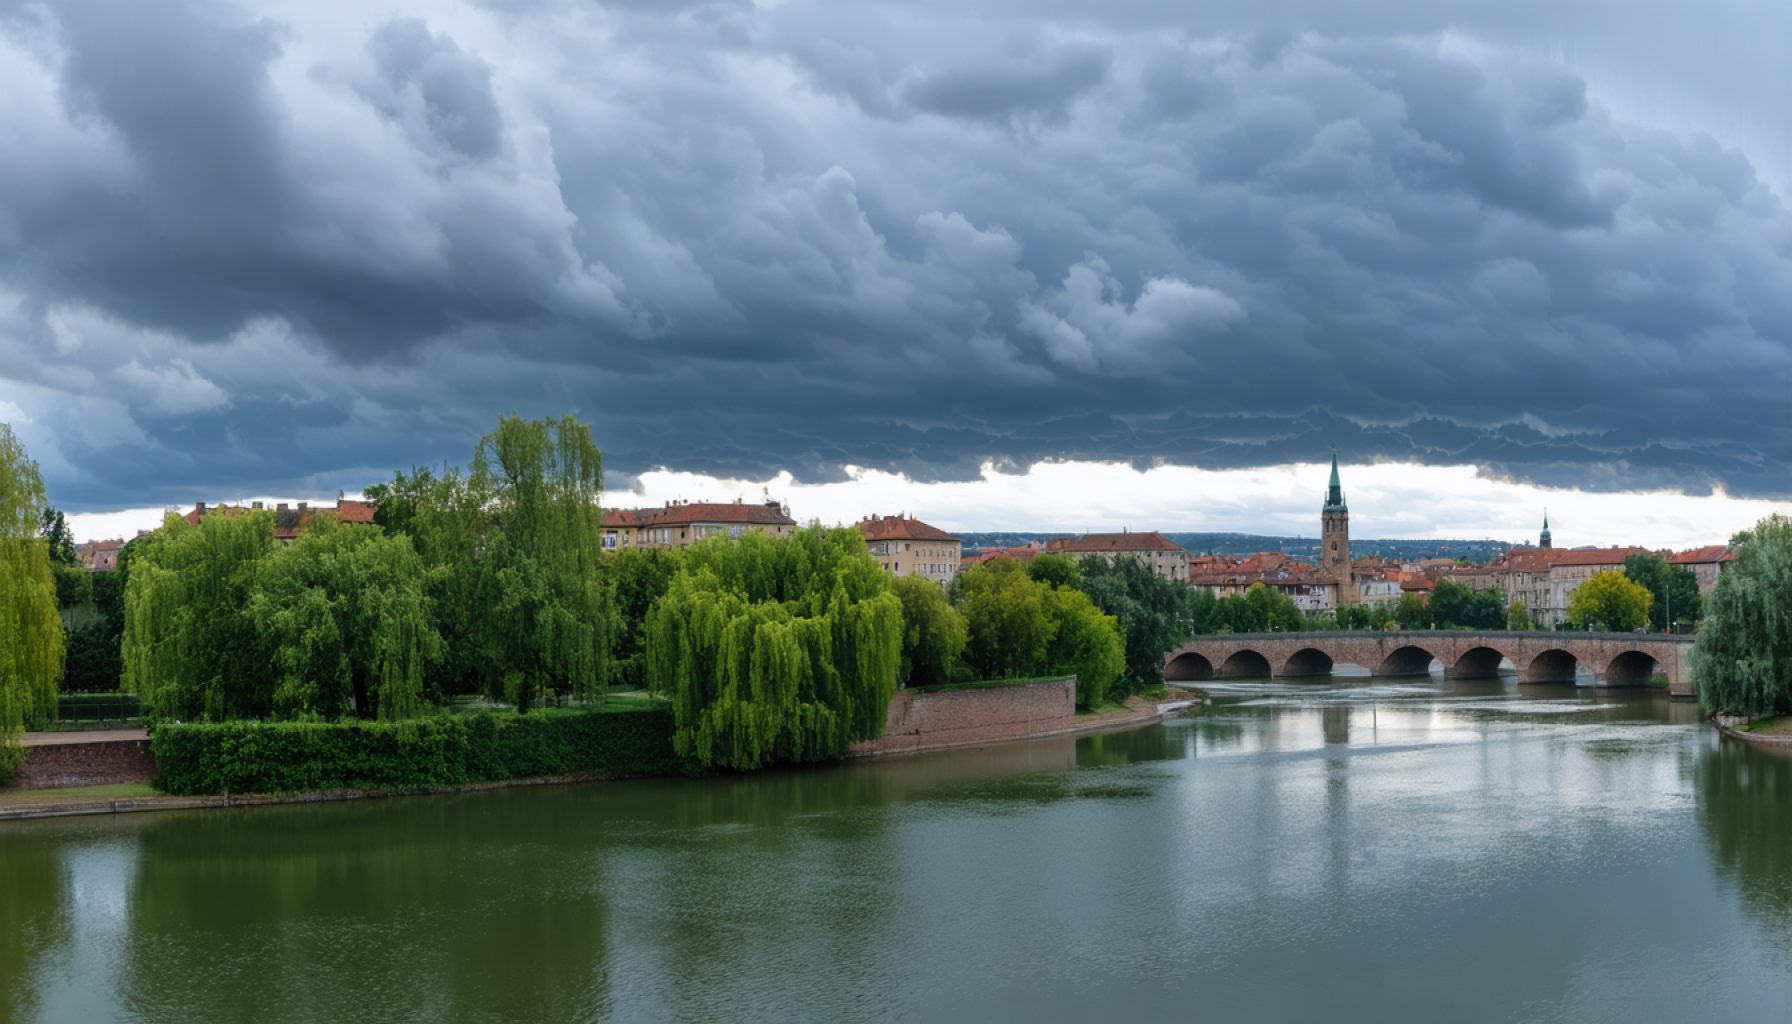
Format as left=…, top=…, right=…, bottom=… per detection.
left=602, top=498, right=796, bottom=551
left=184, top=499, right=377, bottom=542
left=1457, top=545, right=1650, bottom=628
left=961, top=541, right=1042, bottom=570
left=75, top=538, right=126, bottom=572
left=1043, top=531, right=1190, bottom=583
left=1187, top=554, right=1340, bottom=612
left=1320, top=454, right=1357, bottom=604
left=1670, top=545, right=1735, bottom=597
left=857, top=514, right=961, bottom=587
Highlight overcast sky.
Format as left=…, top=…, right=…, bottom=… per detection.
left=1, top=0, right=1787, bottom=544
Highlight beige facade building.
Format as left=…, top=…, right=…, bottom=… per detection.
left=1670, top=545, right=1735, bottom=597
left=1458, top=546, right=1649, bottom=628
left=603, top=499, right=796, bottom=551
left=1045, top=531, right=1190, bottom=583
left=857, top=514, right=961, bottom=587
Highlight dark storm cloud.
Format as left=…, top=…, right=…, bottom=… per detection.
left=0, top=0, right=1787, bottom=510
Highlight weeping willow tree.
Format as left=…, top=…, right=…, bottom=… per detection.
left=1, top=424, right=64, bottom=777
left=250, top=520, right=442, bottom=720
left=123, top=511, right=277, bottom=721
left=644, top=526, right=902, bottom=770
left=1694, top=515, right=1792, bottom=718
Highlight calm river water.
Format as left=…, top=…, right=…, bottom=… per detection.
left=5, top=678, right=1791, bottom=1023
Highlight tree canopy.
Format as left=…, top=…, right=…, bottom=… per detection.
left=1567, top=571, right=1653, bottom=632
left=952, top=558, right=1123, bottom=708
left=1070, top=555, right=1191, bottom=696
left=891, top=575, right=966, bottom=688
left=1, top=424, right=64, bottom=773
left=1693, top=515, right=1792, bottom=718
left=1429, top=579, right=1506, bottom=629
left=644, top=527, right=903, bottom=770
left=1624, top=553, right=1702, bottom=632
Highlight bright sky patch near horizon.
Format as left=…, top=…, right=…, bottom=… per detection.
left=66, top=460, right=1788, bottom=552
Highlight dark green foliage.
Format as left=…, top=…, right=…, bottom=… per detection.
left=1024, top=553, right=1083, bottom=590
left=605, top=546, right=681, bottom=690
left=1335, top=604, right=1376, bottom=630
left=1429, top=579, right=1505, bottom=629
left=60, top=620, right=123, bottom=693
left=1624, top=552, right=1702, bottom=631
left=1189, top=582, right=1305, bottom=634
left=38, top=507, right=75, bottom=566
left=892, top=575, right=967, bottom=687
left=952, top=559, right=1123, bottom=709
left=56, top=692, right=139, bottom=723
left=1071, top=555, right=1190, bottom=697
left=1393, top=592, right=1433, bottom=629
left=1507, top=600, right=1533, bottom=631
left=1694, top=515, right=1792, bottom=718
left=150, top=708, right=680, bottom=795
left=52, top=564, right=90, bottom=609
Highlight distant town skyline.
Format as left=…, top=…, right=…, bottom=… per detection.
left=65, top=458, right=1785, bottom=551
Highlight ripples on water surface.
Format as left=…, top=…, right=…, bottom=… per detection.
left=4, top=676, right=1790, bottom=1023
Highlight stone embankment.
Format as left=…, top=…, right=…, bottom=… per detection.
left=1712, top=715, right=1792, bottom=747
left=848, top=677, right=1169, bottom=759
left=14, top=729, right=155, bottom=789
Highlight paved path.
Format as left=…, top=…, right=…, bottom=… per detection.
left=21, top=728, right=150, bottom=747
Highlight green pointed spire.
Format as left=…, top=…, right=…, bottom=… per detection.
left=1539, top=510, right=1552, bottom=549
left=1323, top=452, right=1346, bottom=512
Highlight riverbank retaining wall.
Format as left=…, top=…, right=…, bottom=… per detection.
left=14, top=737, right=156, bottom=789
left=849, top=677, right=1085, bottom=757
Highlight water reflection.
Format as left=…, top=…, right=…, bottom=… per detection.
left=3, top=679, right=1791, bottom=1022
left=1694, top=736, right=1792, bottom=944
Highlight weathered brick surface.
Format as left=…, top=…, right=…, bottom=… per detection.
left=1164, top=630, right=1695, bottom=695
left=850, top=678, right=1080, bottom=756
left=15, top=738, right=156, bottom=789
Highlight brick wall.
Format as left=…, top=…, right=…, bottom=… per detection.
left=849, top=677, right=1079, bottom=757
left=15, top=739, right=156, bottom=789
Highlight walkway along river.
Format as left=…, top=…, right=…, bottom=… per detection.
left=3, top=675, right=1790, bottom=1023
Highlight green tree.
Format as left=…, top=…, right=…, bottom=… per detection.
left=122, top=511, right=277, bottom=720
left=1507, top=600, right=1533, bottom=631
left=1624, top=552, right=1702, bottom=632
left=1024, top=553, right=1083, bottom=591
left=954, top=559, right=1057, bottom=679
left=1041, top=584, right=1125, bottom=709
left=1, top=425, right=65, bottom=776
left=1393, top=591, right=1432, bottom=629
left=1430, top=579, right=1473, bottom=628
left=249, top=521, right=442, bottom=720
left=644, top=527, right=903, bottom=770
left=37, top=507, right=75, bottom=566
left=891, top=575, right=966, bottom=688
left=474, top=415, right=611, bottom=711
left=1693, top=515, right=1792, bottom=718
left=1336, top=604, right=1375, bottom=631
left=604, top=546, right=681, bottom=691
left=1567, top=570, right=1653, bottom=632
left=1073, top=555, right=1194, bottom=696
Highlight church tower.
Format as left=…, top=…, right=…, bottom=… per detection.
left=1322, top=453, right=1356, bottom=604
left=1539, top=512, right=1552, bottom=550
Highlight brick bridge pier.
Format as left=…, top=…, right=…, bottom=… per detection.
left=1164, top=631, right=1695, bottom=697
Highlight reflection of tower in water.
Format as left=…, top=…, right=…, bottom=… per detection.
left=1322, top=704, right=1351, bottom=745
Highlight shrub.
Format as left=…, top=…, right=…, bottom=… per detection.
left=151, top=707, right=680, bottom=795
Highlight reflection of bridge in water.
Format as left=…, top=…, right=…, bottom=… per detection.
left=1164, top=631, right=1695, bottom=696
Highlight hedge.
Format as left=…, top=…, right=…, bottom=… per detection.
left=151, top=707, right=682, bottom=795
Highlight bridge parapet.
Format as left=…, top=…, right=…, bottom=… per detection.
left=1164, top=631, right=1694, bottom=695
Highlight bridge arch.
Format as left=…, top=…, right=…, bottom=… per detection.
left=1523, top=649, right=1579, bottom=685
left=1280, top=648, right=1335, bottom=678
left=1377, top=645, right=1439, bottom=677
left=1165, top=651, right=1214, bottom=682
left=1602, top=650, right=1659, bottom=687
left=1218, top=649, right=1273, bottom=679
left=1448, top=646, right=1507, bottom=680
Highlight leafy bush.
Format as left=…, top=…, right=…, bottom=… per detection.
left=151, top=707, right=680, bottom=795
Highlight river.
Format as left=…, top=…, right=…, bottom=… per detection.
left=4, top=677, right=1790, bottom=1023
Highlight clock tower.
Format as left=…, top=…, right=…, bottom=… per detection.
left=1322, top=453, right=1356, bottom=604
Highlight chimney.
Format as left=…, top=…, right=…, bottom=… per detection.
left=277, top=503, right=288, bottom=513
left=195, top=501, right=207, bottom=515
left=298, top=502, right=309, bottom=513
left=252, top=501, right=263, bottom=510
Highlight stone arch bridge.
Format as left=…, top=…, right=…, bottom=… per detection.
left=1164, top=631, right=1695, bottom=696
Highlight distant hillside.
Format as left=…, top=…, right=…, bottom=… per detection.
left=959, top=532, right=1514, bottom=564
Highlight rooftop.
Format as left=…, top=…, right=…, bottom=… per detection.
left=1044, top=531, right=1187, bottom=555
left=857, top=514, right=959, bottom=543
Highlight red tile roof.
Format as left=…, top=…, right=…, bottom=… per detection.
left=1044, top=531, right=1187, bottom=555
left=184, top=501, right=378, bottom=540
left=857, top=514, right=959, bottom=543
left=1670, top=545, right=1734, bottom=565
